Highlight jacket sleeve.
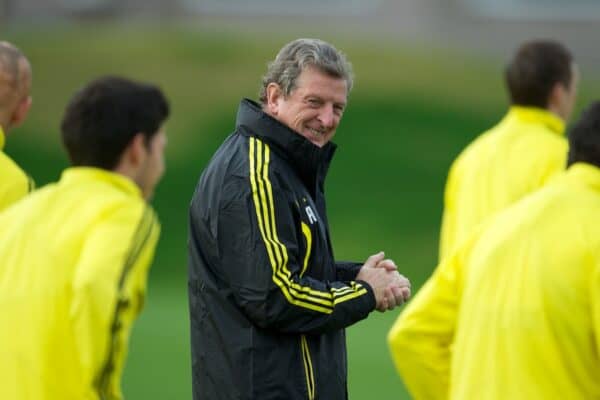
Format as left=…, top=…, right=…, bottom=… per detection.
left=387, top=233, right=473, bottom=400
left=439, top=160, right=458, bottom=261
left=203, top=161, right=376, bottom=334
left=335, top=261, right=363, bottom=281
left=0, top=159, right=33, bottom=212
left=69, top=204, right=160, bottom=400
left=593, top=258, right=600, bottom=362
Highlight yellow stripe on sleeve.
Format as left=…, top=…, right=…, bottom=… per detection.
left=248, top=137, right=367, bottom=314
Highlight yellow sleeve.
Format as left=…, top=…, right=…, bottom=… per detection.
left=388, top=236, right=473, bottom=400
left=69, top=205, right=159, bottom=400
left=592, top=260, right=600, bottom=360
left=439, top=161, right=458, bottom=260
left=0, top=152, right=33, bottom=211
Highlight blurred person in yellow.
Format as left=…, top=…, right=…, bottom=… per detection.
left=0, top=76, right=169, bottom=400
left=439, top=40, right=578, bottom=259
left=0, top=40, right=34, bottom=211
left=388, top=101, right=600, bottom=399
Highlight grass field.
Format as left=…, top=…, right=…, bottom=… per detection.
left=4, top=22, right=599, bottom=399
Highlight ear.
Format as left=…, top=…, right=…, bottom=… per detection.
left=547, top=82, right=568, bottom=118
left=9, top=96, right=32, bottom=128
left=265, top=82, right=283, bottom=116
left=549, top=81, right=567, bottom=107
left=123, top=133, right=148, bottom=169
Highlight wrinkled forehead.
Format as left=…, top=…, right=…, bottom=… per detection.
left=294, top=65, right=348, bottom=100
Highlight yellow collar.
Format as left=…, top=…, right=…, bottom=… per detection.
left=0, top=125, right=5, bottom=150
left=507, top=106, right=565, bottom=136
left=567, top=163, right=600, bottom=192
left=60, top=167, right=143, bottom=198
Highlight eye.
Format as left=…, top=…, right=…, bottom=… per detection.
left=307, top=98, right=322, bottom=107
left=333, top=104, right=345, bottom=116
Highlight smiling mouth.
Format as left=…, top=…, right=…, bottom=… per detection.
left=308, top=127, right=325, bottom=137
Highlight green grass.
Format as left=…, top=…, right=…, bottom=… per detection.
left=3, top=22, right=600, bottom=399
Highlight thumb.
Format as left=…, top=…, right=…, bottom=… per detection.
left=364, top=251, right=385, bottom=268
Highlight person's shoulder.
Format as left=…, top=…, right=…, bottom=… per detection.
left=203, top=130, right=251, bottom=171
left=0, top=181, right=55, bottom=228
left=516, top=124, right=567, bottom=166
left=206, top=132, right=288, bottom=181
left=0, top=150, right=28, bottom=184
left=450, top=126, right=497, bottom=174
left=93, top=193, right=159, bottom=236
left=57, top=173, right=155, bottom=227
left=533, top=124, right=568, bottom=148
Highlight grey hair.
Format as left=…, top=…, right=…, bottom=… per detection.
left=0, top=43, right=21, bottom=86
left=0, top=42, right=30, bottom=108
left=259, top=38, right=353, bottom=104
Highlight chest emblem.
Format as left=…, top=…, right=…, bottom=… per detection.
left=304, top=205, right=318, bottom=225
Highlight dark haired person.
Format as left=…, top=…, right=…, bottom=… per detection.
left=0, top=41, right=33, bottom=211
left=188, top=38, right=411, bottom=399
left=439, top=40, right=578, bottom=259
left=0, top=76, right=169, bottom=400
left=388, top=101, right=600, bottom=399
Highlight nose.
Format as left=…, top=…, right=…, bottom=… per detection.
left=318, top=104, right=336, bottom=129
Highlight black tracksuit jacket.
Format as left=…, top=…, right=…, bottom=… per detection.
left=188, top=99, right=376, bottom=400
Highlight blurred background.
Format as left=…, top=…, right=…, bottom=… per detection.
left=2, top=1, right=600, bottom=398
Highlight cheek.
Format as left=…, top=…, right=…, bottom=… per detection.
left=152, top=144, right=166, bottom=177
left=291, top=113, right=305, bottom=128
left=294, top=108, right=318, bottom=125
left=156, top=154, right=166, bottom=176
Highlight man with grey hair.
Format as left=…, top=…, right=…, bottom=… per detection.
left=188, top=38, right=411, bottom=399
left=0, top=41, right=33, bottom=211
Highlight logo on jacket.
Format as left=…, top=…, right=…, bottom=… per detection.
left=305, top=206, right=318, bottom=225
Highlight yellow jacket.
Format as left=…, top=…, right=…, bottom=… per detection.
left=0, top=125, right=33, bottom=211
left=389, top=163, right=600, bottom=399
left=0, top=167, right=160, bottom=400
left=439, top=106, right=567, bottom=259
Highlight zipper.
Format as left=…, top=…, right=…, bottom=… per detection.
left=300, top=335, right=315, bottom=400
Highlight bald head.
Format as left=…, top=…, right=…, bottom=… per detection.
left=0, top=41, right=32, bottom=131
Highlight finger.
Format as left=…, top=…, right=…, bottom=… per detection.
left=377, top=259, right=397, bottom=271
left=364, top=251, right=385, bottom=268
left=391, top=286, right=405, bottom=307
left=383, top=287, right=393, bottom=300
left=382, top=287, right=395, bottom=310
left=393, top=273, right=411, bottom=288
left=400, top=286, right=411, bottom=302
left=387, top=296, right=396, bottom=311
left=377, top=296, right=389, bottom=312
left=399, top=277, right=411, bottom=288
left=377, top=287, right=392, bottom=310
left=383, top=287, right=398, bottom=310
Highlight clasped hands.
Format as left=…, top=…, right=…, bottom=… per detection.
left=356, top=251, right=411, bottom=312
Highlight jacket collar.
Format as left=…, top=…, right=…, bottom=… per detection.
left=566, top=162, right=600, bottom=192
left=235, top=98, right=337, bottom=183
left=0, top=125, right=5, bottom=150
left=505, top=106, right=565, bottom=136
left=60, top=167, right=143, bottom=198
